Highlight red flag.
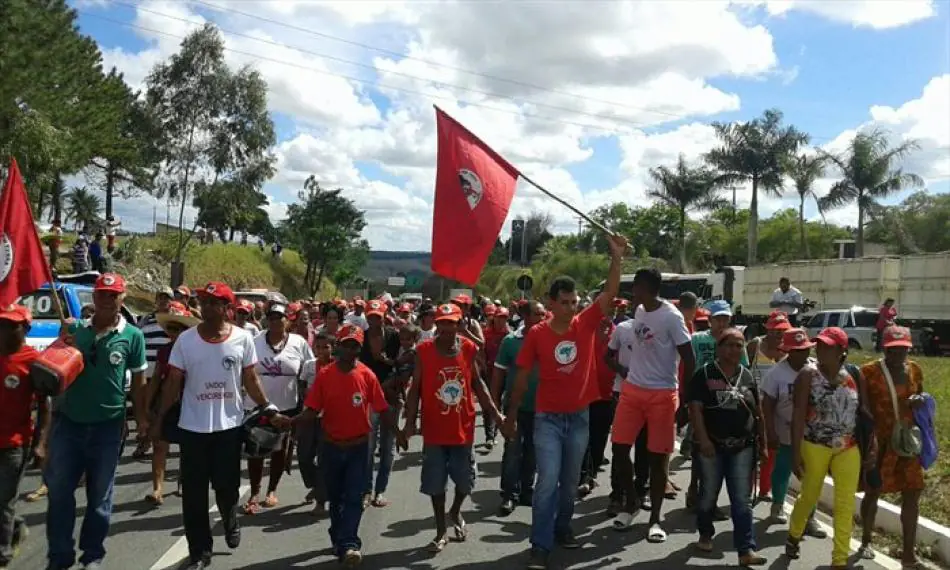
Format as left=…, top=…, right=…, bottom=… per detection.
left=0, top=159, right=55, bottom=306
left=431, top=108, right=520, bottom=285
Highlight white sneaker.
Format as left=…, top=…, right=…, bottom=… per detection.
left=612, top=511, right=635, bottom=530
left=769, top=503, right=788, bottom=524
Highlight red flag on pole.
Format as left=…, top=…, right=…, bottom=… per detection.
left=0, top=158, right=56, bottom=307
left=431, top=107, right=520, bottom=285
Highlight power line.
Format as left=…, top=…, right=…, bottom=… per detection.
left=118, top=2, right=680, bottom=130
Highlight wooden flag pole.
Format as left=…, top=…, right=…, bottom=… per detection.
left=518, top=173, right=614, bottom=236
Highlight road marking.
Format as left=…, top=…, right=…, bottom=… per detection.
left=149, top=484, right=250, bottom=570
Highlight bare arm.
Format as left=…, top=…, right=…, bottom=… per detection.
left=490, top=365, right=506, bottom=406
left=242, top=367, right=270, bottom=407
left=472, top=361, right=502, bottom=424
left=156, top=368, right=183, bottom=419
left=605, top=347, right=627, bottom=379
left=403, top=354, right=423, bottom=431
left=790, top=369, right=812, bottom=466
left=505, top=367, right=531, bottom=418
left=762, top=394, right=778, bottom=448
left=595, top=235, right=627, bottom=316
left=677, top=343, right=695, bottom=396
left=130, top=370, right=148, bottom=427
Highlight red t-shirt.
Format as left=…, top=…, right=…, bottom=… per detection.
left=303, top=361, right=387, bottom=442
left=876, top=305, right=897, bottom=331
left=417, top=337, right=478, bottom=446
left=483, top=327, right=507, bottom=366
left=0, top=345, right=41, bottom=448
left=516, top=302, right=604, bottom=413
left=595, top=322, right=615, bottom=401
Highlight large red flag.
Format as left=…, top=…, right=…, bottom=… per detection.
left=0, top=158, right=55, bottom=306
left=431, top=107, right=520, bottom=285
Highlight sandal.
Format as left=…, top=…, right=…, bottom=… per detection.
left=647, top=523, right=667, bottom=543
left=144, top=492, right=163, bottom=506
left=25, top=484, right=48, bottom=502
left=262, top=494, right=279, bottom=508
left=450, top=515, right=468, bottom=542
left=243, top=499, right=261, bottom=515
left=428, top=536, right=448, bottom=553
left=371, top=496, right=390, bottom=508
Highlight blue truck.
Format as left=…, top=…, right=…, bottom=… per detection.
left=16, top=271, right=139, bottom=351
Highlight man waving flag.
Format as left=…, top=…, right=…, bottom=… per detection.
left=431, top=107, right=519, bottom=285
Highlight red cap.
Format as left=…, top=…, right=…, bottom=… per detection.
left=95, top=273, right=126, bottom=293
left=397, top=303, right=412, bottom=314
left=766, top=313, right=792, bottom=331
left=197, top=282, right=236, bottom=304
left=881, top=325, right=913, bottom=349
left=176, top=285, right=191, bottom=297
left=287, top=302, right=303, bottom=317
left=435, top=303, right=463, bottom=322
left=0, top=304, right=32, bottom=325
left=234, top=300, right=254, bottom=314
left=495, top=307, right=510, bottom=318
left=451, top=294, right=472, bottom=306
left=695, top=308, right=711, bottom=322
left=483, top=304, right=497, bottom=316
left=778, top=328, right=815, bottom=352
left=337, top=323, right=364, bottom=345
left=815, top=327, right=849, bottom=349
left=365, top=300, right=386, bottom=317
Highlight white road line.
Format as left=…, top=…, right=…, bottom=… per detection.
left=149, top=484, right=251, bottom=570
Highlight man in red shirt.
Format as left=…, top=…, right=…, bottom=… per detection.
left=294, top=324, right=403, bottom=567
left=0, top=304, right=47, bottom=567
left=500, top=234, right=628, bottom=570
left=402, top=303, right=503, bottom=554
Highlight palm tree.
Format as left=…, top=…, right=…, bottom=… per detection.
left=648, top=154, right=729, bottom=271
left=705, top=109, right=808, bottom=265
left=818, top=129, right=923, bottom=257
left=65, top=187, right=102, bottom=231
left=785, top=153, right=826, bottom=258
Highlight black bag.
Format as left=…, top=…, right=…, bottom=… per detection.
left=242, top=406, right=283, bottom=458
left=161, top=401, right=183, bottom=444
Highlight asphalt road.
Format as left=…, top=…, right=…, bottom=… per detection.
left=11, top=423, right=900, bottom=570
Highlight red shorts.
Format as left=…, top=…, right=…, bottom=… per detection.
left=611, top=383, right=678, bottom=454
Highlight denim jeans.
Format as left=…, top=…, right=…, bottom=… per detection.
left=0, top=446, right=27, bottom=565
left=500, top=410, right=536, bottom=501
left=366, top=412, right=396, bottom=496
left=296, top=417, right=326, bottom=503
left=531, top=410, right=589, bottom=553
left=323, top=440, right=370, bottom=556
left=696, top=446, right=757, bottom=555
left=45, top=415, right=124, bottom=567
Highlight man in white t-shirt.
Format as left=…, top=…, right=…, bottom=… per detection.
left=769, top=277, right=804, bottom=326
left=152, top=282, right=289, bottom=570
left=608, top=269, right=694, bottom=540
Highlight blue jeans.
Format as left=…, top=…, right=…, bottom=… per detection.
left=696, top=445, right=757, bottom=555
left=531, top=410, right=589, bottom=553
left=45, top=415, right=124, bottom=567
left=366, top=413, right=396, bottom=496
left=324, top=440, right=370, bottom=556
left=501, top=410, right=536, bottom=501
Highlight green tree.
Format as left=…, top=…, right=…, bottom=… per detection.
left=706, top=109, right=808, bottom=265
left=648, top=154, right=729, bottom=271
left=785, top=152, right=827, bottom=258
left=65, top=187, right=102, bottom=231
left=865, top=191, right=950, bottom=253
left=283, top=177, right=367, bottom=296
left=818, top=129, right=923, bottom=257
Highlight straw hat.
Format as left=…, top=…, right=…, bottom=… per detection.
left=157, top=301, right=200, bottom=331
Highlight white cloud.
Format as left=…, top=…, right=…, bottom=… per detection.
left=80, top=0, right=948, bottom=253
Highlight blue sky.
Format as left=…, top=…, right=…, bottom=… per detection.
left=70, top=0, right=950, bottom=250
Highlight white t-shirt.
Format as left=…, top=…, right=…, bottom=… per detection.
left=170, top=326, right=257, bottom=434
left=771, top=286, right=803, bottom=316
left=761, top=357, right=815, bottom=445
left=242, top=322, right=261, bottom=335
left=624, top=300, right=691, bottom=391
left=418, top=326, right=436, bottom=342
left=345, top=313, right=369, bottom=331
left=608, top=319, right=637, bottom=393
left=247, top=333, right=313, bottom=411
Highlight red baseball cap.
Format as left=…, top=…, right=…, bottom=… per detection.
left=435, top=303, right=463, bottom=322
left=337, top=323, right=364, bottom=345
left=881, top=325, right=913, bottom=349
left=197, top=282, right=236, bottom=304
left=397, top=303, right=412, bottom=314
left=766, top=313, right=792, bottom=331
left=365, top=300, right=386, bottom=318
left=451, top=294, right=472, bottom=306
left=695, top=308, right=711, bottom=322
left=235, top=300, right=254, bottom=314
left=778, top=328, right=815, bottom=352
left=0, top=304, right=32, bottom=325
left=95, top=273, right=126, bottom=293
left=483, top=304, right=497, bottom=316
left=815, top=327, right=849, bottom=349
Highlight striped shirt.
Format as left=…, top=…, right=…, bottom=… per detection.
left=138, top=313, right=170, bottom=379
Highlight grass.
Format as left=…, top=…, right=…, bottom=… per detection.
left=45, top=233, right=336, bottom=306
left=849, top=350, right=950, bottom=567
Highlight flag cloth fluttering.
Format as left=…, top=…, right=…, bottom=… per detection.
left=0, top=158, right=56, bottom=306
left=430, top=107, right=520, bottom=285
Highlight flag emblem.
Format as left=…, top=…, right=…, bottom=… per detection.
left=554, top=341, right=578, bottom=365
left=0, top=234, right=12, bottom=283
left=458, top=169, right=483, bottom=210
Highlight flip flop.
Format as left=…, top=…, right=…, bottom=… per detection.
left=25, top=485, right=47, bottom=502
left=647, top=524, right=667, bottom=543
left=371, top=496, right=390, bottom=508
left=243, top=500, right=261, bottom=515
left=450, top=515, right=468, bottom=542
left=427, top=536, right=448, bottom=553
left=856, top=545, right=876, bottom=560
left=262, top=494, right=279, bottom=508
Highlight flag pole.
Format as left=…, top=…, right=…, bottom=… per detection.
left=517, top=173, right=613, bottom=236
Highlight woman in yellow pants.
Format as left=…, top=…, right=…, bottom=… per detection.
left=785, top=327, right=876, bottom=569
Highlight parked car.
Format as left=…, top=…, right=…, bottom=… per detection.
left=803, top=307, right=880, bottom=350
